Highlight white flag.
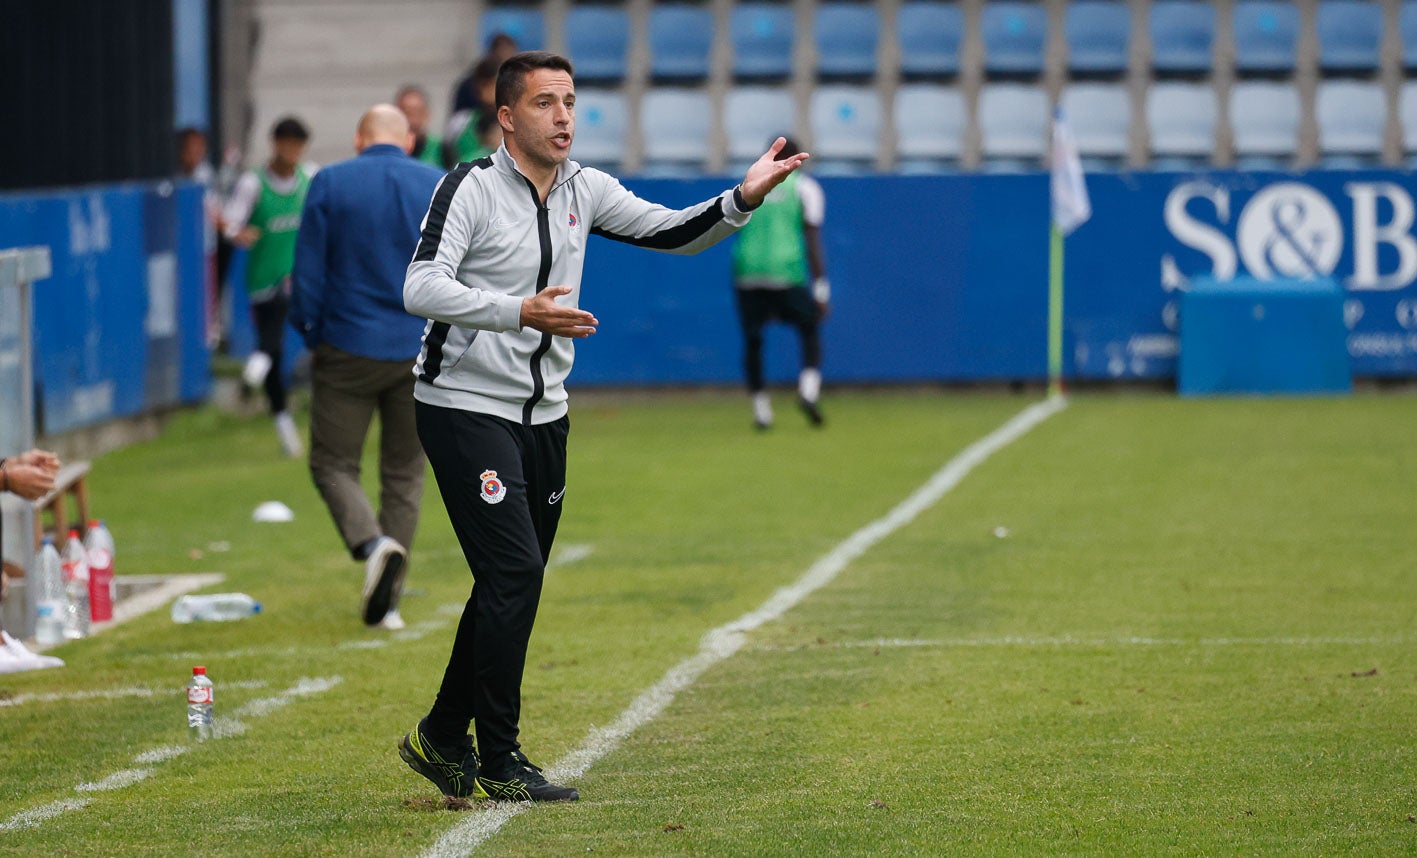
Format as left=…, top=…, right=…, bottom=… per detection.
left=1050, top=106, right=1091, bottom=236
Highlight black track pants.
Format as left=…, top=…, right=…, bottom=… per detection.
left=415, top=401, right=568, bottom=764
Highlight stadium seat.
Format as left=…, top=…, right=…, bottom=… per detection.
left=1232, top=1, right=1299, bottom=77
left=564, top=6, right=630, bottom=84
left=810, top=85, right=883, bottom=168
left=1229, top=81, right=1300, bottom=168
left=479, top=8, right=544, bottom=52
left=898, top=1, right=963, bottom=79
left=1316, top=0, right=1384, bottom=75
left=725, top=87, right=797, bottom=172
left=640, top=88, right=712, bottom=169
left=1147, top=82, right=1218, bottom=166
left=1059, top=83, right=1130, bottom=168
left=978, top=83, right=1050, bottom=167
left=981, top=1, right=1049, bottom=78
left=1404, top=2, right=1417, bottom=72
left=731, top=3, right=796, bottom=80
left=648, top=5, right=715, bottom=83
left=894, top=84, right=966, bottom=170
left=814, top=3, right=879, bottom=80
left=1315, top=80, right=1387, bottom=165
left=1401, top=81, right=1417, bottom=165
left=569, top=89, right=627, bottom=171
left=1065, top=0, right=1131, bottom=78
left=1149, top=1, right=1215, bottom=77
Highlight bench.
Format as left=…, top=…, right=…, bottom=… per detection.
left=31, top=460, right=92, bottom=550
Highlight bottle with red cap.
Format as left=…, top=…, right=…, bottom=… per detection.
left=60, top=530, right=90, bottom=639
left=84, top=520, right=115, bottom=623
left=186, top=666, right=214, bottom=741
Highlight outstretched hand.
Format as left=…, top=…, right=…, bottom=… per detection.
left=739, top=137, right=810, bottom=208
left=520, top=285, right=598, bottom=338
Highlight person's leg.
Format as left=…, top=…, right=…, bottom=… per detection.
left=375, top=362, right=424, bottom=554
left=415, top=404, right=544, bottom=762
left=307, top=346, right=381, bottom=556
left=782, top=287, right=825, bottom=425
left=735, top=288, right=773, bottom=428
left=253, top=293, right=289, bottom=415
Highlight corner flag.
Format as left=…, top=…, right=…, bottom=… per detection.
left=1047, top=107, right=1090, bottom=396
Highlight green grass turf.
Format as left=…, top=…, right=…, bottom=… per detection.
left=1, top=390, right=1413, bottom=855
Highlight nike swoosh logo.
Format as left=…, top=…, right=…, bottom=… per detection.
left=548, top=487, right=566, bottom=504
left=492, top=217, right=518, bottom=230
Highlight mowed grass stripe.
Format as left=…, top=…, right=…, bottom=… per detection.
left=424, top=397, right=1066, bottom=856
left=479, top=394, right=1417, bottom=856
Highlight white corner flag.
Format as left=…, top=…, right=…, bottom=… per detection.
left=1050, top=106, right=1091, bottom=236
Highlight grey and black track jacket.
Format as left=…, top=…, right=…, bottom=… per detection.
left=404, top=145, right=754, bottom=425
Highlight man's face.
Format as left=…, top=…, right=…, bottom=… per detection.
left=500, top=67, right=575, bottom=173
left=398, top=93, right=429, bottom=135
left=178, top=134, right=206, bottom=173
left=273, top=137, right=307, bottom=169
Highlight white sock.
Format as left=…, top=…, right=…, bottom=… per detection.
left=752, top=392, right=774, bottom=425
left=799, top=368, right=822, bottom=403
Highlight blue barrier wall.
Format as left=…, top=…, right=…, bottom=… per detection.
left=4, top=169, right=1417, bottom=435
left=581, top=170, right=1417, bottom=386
left=0, top=181, right=210, bottom=434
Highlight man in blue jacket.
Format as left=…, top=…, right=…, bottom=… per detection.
left=292, top=104, right=444, bottom=630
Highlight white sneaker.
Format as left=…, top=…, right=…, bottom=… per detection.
left=361, top=537, right=407, bottom=627
left=274, top=411, right=304, bottom=458
left=0, top=632, right=64, bottom=672
left=242, top=351, right=273, bottom=387
left=377, top=609, right=406, bottom=631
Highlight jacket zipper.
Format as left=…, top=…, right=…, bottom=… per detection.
left=521, top=174, right=555, bottom=426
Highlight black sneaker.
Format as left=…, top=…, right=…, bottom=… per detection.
left=399, top=720, right=486, bottom=799
left=478, top=751, right=579, bottom=802
left=798, top=397, right=825, bottom=427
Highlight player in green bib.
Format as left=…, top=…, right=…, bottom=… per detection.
left=731, top=138, right=831, bottom=430
left=396, top=85, right=445, bottom=168
left=223, top=116, right=316, bottom=457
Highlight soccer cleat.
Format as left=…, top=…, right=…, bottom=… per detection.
left=362, top=537, right=407, bottom=626
left=274, top=411, right=304, bottom=458
left=478, top=751, right=579, bottom=802
left=798, top=396, right=825, bottom=427
left=399, top=720, right=486, bottom=799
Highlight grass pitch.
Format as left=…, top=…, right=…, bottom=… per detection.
left=1, top=389, right=1414, bottom=856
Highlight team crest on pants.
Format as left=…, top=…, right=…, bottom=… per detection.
left=479, top=470, right=506, bottom=504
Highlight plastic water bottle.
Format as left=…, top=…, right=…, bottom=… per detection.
left=186, top=666, right=214, bottom=741
left=84, top=520, right=115, bottom=622
left=61, top=529, right=91, bottom=639
left=170, top=593, right=262, bottom=623
left=33, top=539, right=66, bottom=645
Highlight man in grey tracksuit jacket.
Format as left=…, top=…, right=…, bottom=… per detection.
left=398, top=51, right=809, bottom=804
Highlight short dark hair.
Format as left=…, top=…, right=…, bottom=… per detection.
left=176, top=126, right=206, bottom=146
left=775, top=136, right=801, bottom=160
left=272, top=117, right=310, bottom=141
left=494, top=51, right=574, bottom=110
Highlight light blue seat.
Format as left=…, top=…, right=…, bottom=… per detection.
left=815, top=3, right=879, bottom=80
left=978, top=83, right=1050, bottom=166
left=894, top=84, right=966, bottom=169
left=1150, top=1, right=1215, bottom=76
left=571, top=89, right=627, bottom=170
left=724, top=87, right=797, bottom=170
left=1229, top=81, right=1299, bottom=167
left=1060, top=83, right=1130, bottom=167
left=1065, top=0, right=1131, bottom=78
left=649, top=5, right=714, bottom=82
left=1315, top=80, right=1386, bottom=165
left=898, top=1, right=963, bottom=79
left=565, top=6, right=630, bottom=84
left=479, top=8, right=544, bottom=51
left=982, top=1, right=1049, bottom=78
left=732, top=3, right=796, bottom=80
left=640, top=88, right=712, bottom=168
left=1147, top=82, right=1217, bottom=166
left=810, top=85, right=883, bottom=168
left=1316, top=0, right=1383, bottom=75
left=1232, top=1, right=1299, bottom=76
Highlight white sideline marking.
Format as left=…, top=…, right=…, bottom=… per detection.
left=0, top=678, right=269, bottom=710
left=758, top=635, right=1405, bottom=652
left=422, top=397, right=1067, bottom=857
left=0, top=676, right=342, bottom=833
